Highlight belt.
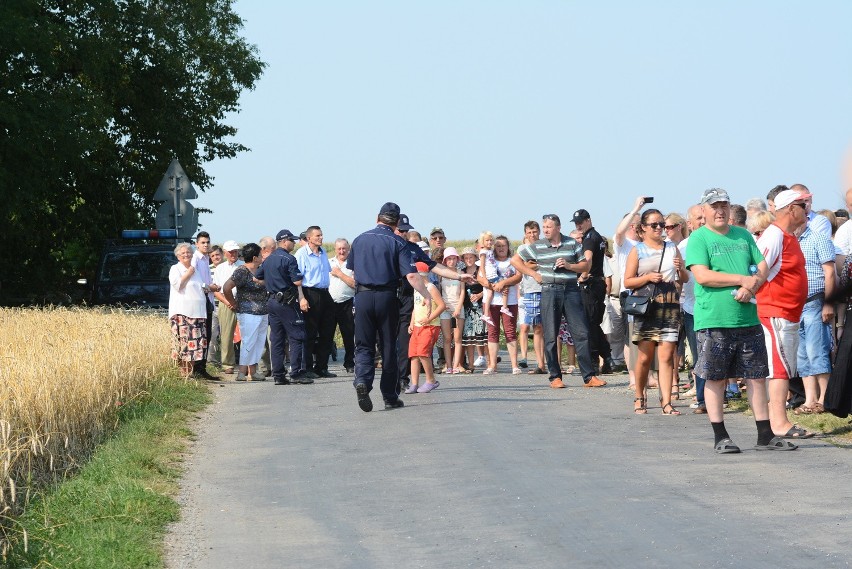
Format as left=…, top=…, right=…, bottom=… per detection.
left=357, top=284, right=397, bottom=293
left=541, top=282, right=577, bottom=288
left=303, top=286, right=328, bottom=291
left=806, top=291, right=825, bottom=304
left=608, top=294, right=620, bottom=299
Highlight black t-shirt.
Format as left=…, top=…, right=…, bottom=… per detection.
left=582, top=226, right=606, bottom=278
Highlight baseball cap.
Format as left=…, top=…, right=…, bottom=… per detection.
left=460, top=246, right=477, bottom=256
left=443, top=246, right=460, bottom=259
left=571, top=209, right=591, bottom=223
left=379, top=202, right=401, bottom=217
left=398, top=214, right=414, bottom=232
left=774, top=189, right=812, bottom=210
left=430, top=227, right=445, bottom=237
left=275, top=229, right=297, bottom=242
left=222, top=240, right=240, bottom=251
left=417, top=240, right=430, bottom=252
left=700, top=188, right=731, bottom=205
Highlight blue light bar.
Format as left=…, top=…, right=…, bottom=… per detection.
left=122, top=229, right=178, bottom=239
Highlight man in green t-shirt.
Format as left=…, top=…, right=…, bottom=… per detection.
left=686, top=188, right=796, bottom=453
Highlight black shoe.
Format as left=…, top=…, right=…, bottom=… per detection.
left=601, top=359, right=614, bottom=375
left=290, top=372, right=314, bottom=384
left=384, top=398, right=404, bottom=410
left=300, top=370, right=319, bottom=380
left=345, top=366, right=354, bottom=373
left=356, top=384, right=373, bottom=412
left=316, top=370, right=337, bottom=378
left=273, top=377, right=291, bottom=385
left=195, top=370, right=219, bottom=381
left=331, top=351, right=338, bottom=362
left=518, top=361, right=529, bottom=369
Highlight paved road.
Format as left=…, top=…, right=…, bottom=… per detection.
left=165, top=356, right=852, bottom=569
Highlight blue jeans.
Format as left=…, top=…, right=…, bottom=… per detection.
left=540, top=283, right=594, bottom=381
left=797, top=297, right=832, bottom=377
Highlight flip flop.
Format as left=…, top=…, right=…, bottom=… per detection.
left=527, top=367, right=547, bottom=375
left=714, top=438, right=741, bottom=454
left=781, top=425, right=815, bottom=439
left=754, top=437, right=798, bottom=451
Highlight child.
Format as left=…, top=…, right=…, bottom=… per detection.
left=439, top=247, right=465, bottom=374
left=405, top=262, right=446, bottom=393
left=478, top=231, right=511, bottom=325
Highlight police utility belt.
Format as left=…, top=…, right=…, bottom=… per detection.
left=274, top=288, right=299, bottom=305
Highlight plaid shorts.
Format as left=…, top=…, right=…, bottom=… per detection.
left=695, top=325, right=769, bottom=381
left=523, top=292, right=541, bottom=325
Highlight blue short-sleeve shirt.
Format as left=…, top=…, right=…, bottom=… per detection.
left=255, top=248, right=303, bottom=292
left=347, top=224, right=417, bottom=286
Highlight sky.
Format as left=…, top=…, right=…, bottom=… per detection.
left=199, top=0, right=852, bottom=246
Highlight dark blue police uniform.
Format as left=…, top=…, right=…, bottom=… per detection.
left=256, top=239, right=307, bottom=383
left=397, top=240, right=436, bottom=386
left=347, top=222, right=416, bottom=408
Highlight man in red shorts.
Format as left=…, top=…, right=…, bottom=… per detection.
left=756, top=189, right=814, bottom=438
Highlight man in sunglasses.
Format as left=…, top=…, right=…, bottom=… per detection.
left=686, top=188, right=796, bottom=453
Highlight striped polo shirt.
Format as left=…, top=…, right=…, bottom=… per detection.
left=517, top=234, right=584, bottom=284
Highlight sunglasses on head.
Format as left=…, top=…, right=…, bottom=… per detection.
left=644, top=222, right=665, bottom=229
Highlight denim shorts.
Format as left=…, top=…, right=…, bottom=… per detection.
left=695, top=325, right=769, bottom=381
left=797, top=298, right=833, bottom=376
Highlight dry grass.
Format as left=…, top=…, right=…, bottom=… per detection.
left=0, top=307, right=176, bottom=552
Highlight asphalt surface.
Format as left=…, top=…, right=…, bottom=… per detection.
left=165, top=354, right=852, bottom=569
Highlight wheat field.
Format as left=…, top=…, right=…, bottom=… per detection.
left=0, top=307, right=176, bottom=542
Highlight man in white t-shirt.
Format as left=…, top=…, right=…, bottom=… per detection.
left=329, top=238, right=357, bottom=373
left=612, top=196, right=644, bottom=386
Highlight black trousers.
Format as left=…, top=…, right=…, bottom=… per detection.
left=354, top=289, right=400, bottom=400
left=397, top=294, right=414, bottom=381
left=332, top=298, right=355, bottom=368
left=194, top=297, right=214, bottom=373
left=302, top=287, right=336, bottom=373
left=580, top=278, right=611, bottom=364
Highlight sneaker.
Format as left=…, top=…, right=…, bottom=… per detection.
left=693, top=404, right=707, bottom=414
left=481, top=315, right=494, bottom=325
left=250, top=373, right=267, bottom=382
left=404, top=384, right=418, bottom=394
left=474, top=356, right=487, bottom=368
left=417, top=381, right=440, bottom=393
left=512, top=368, right=523, bottom=375
left=500, top=306, right=513, bottom=317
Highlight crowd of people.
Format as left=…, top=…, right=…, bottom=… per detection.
left=167, top=185, right=852, bottom=453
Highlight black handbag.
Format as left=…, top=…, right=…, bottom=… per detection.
left=622, top=245, right=667, bottom=317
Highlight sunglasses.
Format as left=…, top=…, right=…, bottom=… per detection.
left=542, top=214, right=560, bottom=222
left=643, top=222, right=665, bottom=229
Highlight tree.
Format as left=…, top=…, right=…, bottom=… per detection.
left=0, top=0, right=265, bottom=303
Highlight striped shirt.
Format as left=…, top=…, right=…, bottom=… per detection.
left=798, top=225, right=836, bottom=297
left=517, top=234, right=584, bottom=285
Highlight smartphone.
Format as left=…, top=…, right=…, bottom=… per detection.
left=643, top=196, right=655, bottom=204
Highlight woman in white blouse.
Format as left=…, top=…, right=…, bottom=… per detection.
left=168, top=243, right=209, bottom=377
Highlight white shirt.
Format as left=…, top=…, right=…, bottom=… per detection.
left=212, top=259, right=243, bottom=289
left=169, top=263, right=208, bottom=319
left=191, top=250, right=213, bottom=303
left=835, top=219, right=852, bottom=255
left=329, top=256, right=355, bottom=303
left=613, top=235, right=637, bottom=293
left=491, top=258, right=519, bottom=305
left=678, top=237, right=695, bottom=314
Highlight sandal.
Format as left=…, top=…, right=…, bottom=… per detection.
left=633, top=397, right=647, bottom=414
left=661, top=402, right=681, bottom=415
left=780, top=425, right=815, bottom=439
left=793, top=404, right=816, bottom=415
left=714, top=438, right=741, bottom=454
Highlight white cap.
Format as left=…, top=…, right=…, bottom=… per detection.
left=223, top=240, right=240, bottom=251
left=774, top=189, right=811, bottom=210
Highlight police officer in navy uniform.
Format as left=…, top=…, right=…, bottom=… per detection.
left=347, top=203, right=431, bottom=411
left=255, top=229, right=314, bottom=385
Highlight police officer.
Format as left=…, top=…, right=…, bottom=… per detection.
left=347, top=203, right=429, bottom=411
left=255, top=229, right=314, bottom=385
left=573, top=208, right=615, bottom=374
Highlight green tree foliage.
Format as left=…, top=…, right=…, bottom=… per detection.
left=0, top=0, right=264, bottom=303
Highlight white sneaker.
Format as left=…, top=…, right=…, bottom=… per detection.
left=474, top=356, right=487, bottom=368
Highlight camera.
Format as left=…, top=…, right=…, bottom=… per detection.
left=643, top=197, right=654, bottom=204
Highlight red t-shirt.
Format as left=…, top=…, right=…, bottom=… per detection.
left=755, top=223, right=807, bottom=321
